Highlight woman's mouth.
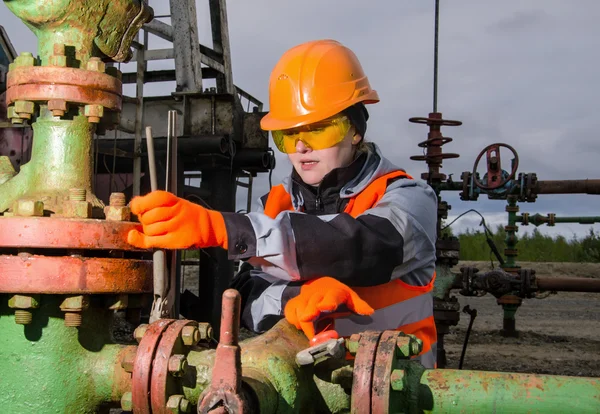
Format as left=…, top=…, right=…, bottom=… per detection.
left=300, top=160, right=318, bottom=170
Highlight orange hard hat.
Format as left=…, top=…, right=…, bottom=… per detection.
left=260, top=39, right=379, bottom=131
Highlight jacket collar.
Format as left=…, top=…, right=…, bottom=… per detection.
left=282, top=143, right=401, bottom=210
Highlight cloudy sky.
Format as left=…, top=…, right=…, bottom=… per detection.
left=2, top=1, right=600, bottom=238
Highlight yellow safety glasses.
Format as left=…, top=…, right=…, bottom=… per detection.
left=271, top=116, right=352, bottom=153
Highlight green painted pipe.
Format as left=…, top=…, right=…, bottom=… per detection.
left=418, top=369, right=600, bottom=413
left=0, top=295, right=131, bottom=413
left=186, top=320, right=351, bottom=414
left=0, top=111, right=103, bottom=213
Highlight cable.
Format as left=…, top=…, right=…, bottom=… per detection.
left=442, top=208, right=505, bottom=266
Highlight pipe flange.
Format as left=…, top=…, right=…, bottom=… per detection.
left=0, top=255, right=152, bottom=294
left=132, top=319, right=177, bottom=413
left=350, top=331, right=382, bottom=413
left=6, top=65, right=122, bottom=111
left=0, top=216, right=142, bottom=250
left=150, top=320, right=199, bottom=413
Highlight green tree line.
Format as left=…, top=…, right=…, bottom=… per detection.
left=455, top=226, right=600, bottom=263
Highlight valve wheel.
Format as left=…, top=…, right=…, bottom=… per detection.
left=472, top=143, right=519, bottom=190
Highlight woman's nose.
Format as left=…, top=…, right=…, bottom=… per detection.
left=295, top=139, right=311, bottom=153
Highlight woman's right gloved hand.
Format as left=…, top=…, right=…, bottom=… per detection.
left=284, top=277, right=374, bottom=340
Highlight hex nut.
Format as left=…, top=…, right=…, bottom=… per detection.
left=134, top=324, right=149, bottom=343
left=121, top=347, right=136, bottom=373
left=396, top=336, right=412, bottom=359
left=63, top=200, right=92, bottom=218
left=121, top=392, right=133, bottom=411
left=346, top=333, right=362, bottom=355
left=8, top=295, right=40, bottom=309
left=390, top=369, right=405, bottom=391
left=181, top=326, right=200, bottom=346
left=15, top=52, right=35, bottom=67
left=7, top=106, right=23, bottom=124
left=168, top=355, right=188, bottom=376
left=84, top=104, right=104, bottom=123
left=13, top=199, right=44, bottom=217
left=60, top=295, right=89, bottom=311
left=179, top=398, right=191, bottom=413
left=104, top=205, right=131, bottom=221
left=86, top=57, right=106, bottom=73
left=48, top=99, right=68, bottom=117
left=108, top=294, right=129, bottom=310
left=166, top=395, right=190, bottom=413
left=14, top=100, right=35, bottom=116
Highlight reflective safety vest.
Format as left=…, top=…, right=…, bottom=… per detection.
left=263, top=170, right=437, bottom=368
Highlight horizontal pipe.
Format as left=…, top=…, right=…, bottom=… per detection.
left=536, top=179, right=600, bottom=195
left=233, top=149, right=270, bottom=169
left=419, top=369, right=600, bottom=413
left=536, top=276, right=600, bottom=293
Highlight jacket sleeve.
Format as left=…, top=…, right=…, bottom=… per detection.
left=221, top=179, right=437, bottom=287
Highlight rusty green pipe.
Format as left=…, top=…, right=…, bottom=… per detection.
left=0, top=110, right=102, bottom=213
left=3, top=0, right=152, bottom=64
left=415, top=369, right=600, bottom=413
left=0, top=295, right=131, bottom=413
left=186, top=320, right=351, bottom=414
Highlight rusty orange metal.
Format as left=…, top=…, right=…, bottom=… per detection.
left=0, top=217, right=141, bottom=250
left=6, top=84, right=121, bottom=111
left=150, top=320, right=198, bottom=413
left=371, top=331, right=399, bottom=413
left=0, top=254, right=152, bottom=294
left=7, top=66, right=121, bottom=94
left=351, top=331, right=382, bottom=414
left=6, top=65, right=121, bottom=110
left=132, top=319, right=176, bottom=414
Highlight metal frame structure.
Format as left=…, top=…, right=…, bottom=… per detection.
left=93, top=0, right=273, bottom=333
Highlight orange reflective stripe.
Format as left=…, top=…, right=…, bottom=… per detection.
left=263, top=184, right=294, bottom=219
left=397, top=315, right=437, bottom=356
left=353, top=272, right=435, bottom=310
left=343, top=170, right=411, bottom=218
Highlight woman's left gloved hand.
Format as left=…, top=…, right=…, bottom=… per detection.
left=284, top=277, right=374, bottom=339
left=127, top=190, right=228, bottom=250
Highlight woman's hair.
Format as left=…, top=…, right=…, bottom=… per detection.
left=342, top=102, right=370, bottom=155
left=342, top=103, right=369, bottom=139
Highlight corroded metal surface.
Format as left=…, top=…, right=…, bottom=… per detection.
left=7, top=65, right=121, bottom=101
left=150, top=320, right=197, bottom=414
left=198, top=289, right=248, bottom=413
left=0, top=255, right=152, bottom=294
left=132, top=319, right=175, bottom=414
left=350, top=331, right=382, bottom=414
left=371, top=331, right=399, bottom=414
left=0, top=216, right=140, bottom=250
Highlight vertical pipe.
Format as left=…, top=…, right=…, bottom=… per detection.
left=133, top=31, right=146, bottom=197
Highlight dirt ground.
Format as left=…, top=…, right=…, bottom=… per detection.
left=443, top=261, right=600, bottom=377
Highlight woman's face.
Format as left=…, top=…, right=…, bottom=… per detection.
left=288, top=130, right=359, bottom=186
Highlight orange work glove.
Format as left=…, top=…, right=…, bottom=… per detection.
left=284, top=277, right=374, bottom=340
left=127, top=190, right=228, bottom=250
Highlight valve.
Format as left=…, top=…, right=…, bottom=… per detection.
left=472, top=143, right=519, bottom=191
left=198, top=289, right=249, bottom=413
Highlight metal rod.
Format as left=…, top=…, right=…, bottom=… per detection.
left=247, top=175, right=253, bottom=214
left=433, top=0, right=440, bottom=113
left=145, top=127, right=158, bottom=191
left=146, top=125, right=167, bottom=323
left=167, top=110, right=179, bottom=317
